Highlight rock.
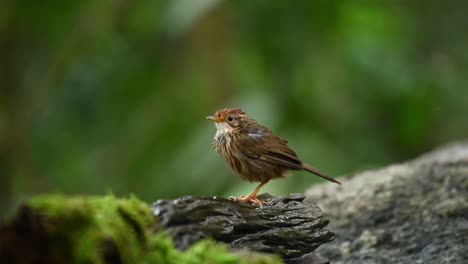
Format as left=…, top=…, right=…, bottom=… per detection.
left=306, top=141, right=468, bottom=264
left=0, top=195, right=282, bottom=264
left=152, top=193, right=335, bottom=263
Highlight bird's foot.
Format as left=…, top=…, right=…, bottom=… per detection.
left=229, top=195, right=267, bottom=206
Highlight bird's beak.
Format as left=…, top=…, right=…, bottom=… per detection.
left=206, top=116, right=221, bottom=122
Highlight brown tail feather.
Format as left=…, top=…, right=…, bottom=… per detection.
left=301, top=163, right=342, bottom=185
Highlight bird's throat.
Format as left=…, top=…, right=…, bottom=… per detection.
left=215, top=122, right=234, bottom=136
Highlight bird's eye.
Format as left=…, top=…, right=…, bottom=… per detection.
left=226, top=115, right=233, bottom=122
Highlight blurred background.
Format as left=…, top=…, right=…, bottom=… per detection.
left=1, top=0, right=468, bottom=217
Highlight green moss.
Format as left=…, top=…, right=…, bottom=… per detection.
left=27, top=194, right=155, bottom=263
left=147, top=232, right=282, bottom=264
left=20, top=194, right=282, bottom=264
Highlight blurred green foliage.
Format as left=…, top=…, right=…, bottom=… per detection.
left=1, top=1, right=468, bottom=216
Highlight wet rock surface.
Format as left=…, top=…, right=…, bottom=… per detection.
left=152, top=193, right=334, bottom=263
left=306, top=142, right=468, bottom=264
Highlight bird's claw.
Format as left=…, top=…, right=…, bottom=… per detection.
left=229, top=195, right=267, bottom=207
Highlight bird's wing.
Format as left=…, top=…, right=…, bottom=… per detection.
left=237, top=128, right=303, bottom=170
left=237, top=125, right=342, bottom=184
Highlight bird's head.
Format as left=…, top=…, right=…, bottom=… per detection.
left=207, top=108, right=247, bottom=133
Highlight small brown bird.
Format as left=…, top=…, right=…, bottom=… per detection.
left=207, top=108, right=341, bottom=205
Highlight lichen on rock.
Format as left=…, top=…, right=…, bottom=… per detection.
left=306, top=141, right=468, bottom=264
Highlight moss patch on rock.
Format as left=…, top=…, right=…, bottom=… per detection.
left=0, top=194, right=281, bottom=264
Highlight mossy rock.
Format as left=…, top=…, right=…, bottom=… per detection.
left=0, top=194, right=282, bottom=264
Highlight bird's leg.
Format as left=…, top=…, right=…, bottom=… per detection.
left=231, top=180, right=269, bottom=205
